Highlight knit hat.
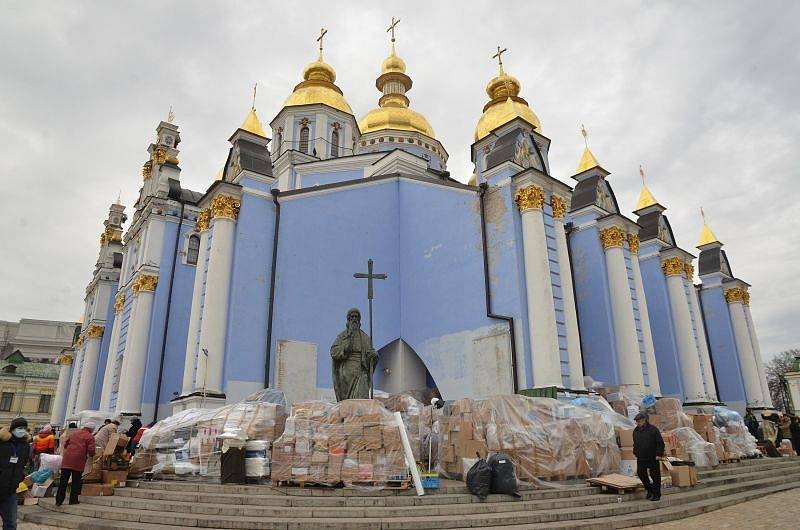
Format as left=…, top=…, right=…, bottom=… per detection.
left=83, top=421, right=97, bottom=431
left=10, top=417, right=28, bottom=430
left=39, top=424, right=52, bottom=435
left=634, top=411, right=648, bottom=421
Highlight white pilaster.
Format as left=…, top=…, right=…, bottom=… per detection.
left=50, top=355, right=73, bottom=425
left=662, top=258, right=706, bottom=402
left=551, top=196, right=585, bottom=390
left=726, top=288, right=765, bottom=407
left=195, top=195, right=239, bottom=395
left=181, top=215, right=211, bottom=395
left=599, top=226, right=644, bottom=388
left=315, top=112, right=328, bottom=159
left=515, top=186, right=562, bottom=388
left=688, top=278, right=718, bottom=401
left=99, top=301, right=123, bottom=411
left=65, top=340, right=85, bottom=416
left=73, top=327, right=104, bottom=412
left=116, top=274, right=158, bottom=415
left=628, top=235, right=661, bottom=396
left=743, top=301, right=772, bottom=407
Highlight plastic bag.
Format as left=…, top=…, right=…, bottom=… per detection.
left=466, top=455, right=491, bottom=499
left=29, top=468, right=52, bottom=484
left=487, top=452, right=519, bottom=497
left=38, top=453, right=62, bottom=473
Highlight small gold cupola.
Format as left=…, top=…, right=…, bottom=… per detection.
left=697, top=207, right=721, bottom=247
left=282, top=28, right=353, bottom=115
left=359, top=18, right=435, bottom=137
left=635, top=164, right=660, bottom=210
left=576, top=124, right=600, bottom=174
left=474, top=47, right=542, bottom=141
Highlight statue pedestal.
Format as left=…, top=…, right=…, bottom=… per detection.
left=170, top=391, right=227, bottom=414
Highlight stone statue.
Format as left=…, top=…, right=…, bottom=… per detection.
left=330, top=308, right=377, bottom=401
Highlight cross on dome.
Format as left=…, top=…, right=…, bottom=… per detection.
left=317, top=27, right=328, bottom=59
left=493, top=46, right=508, bottom=73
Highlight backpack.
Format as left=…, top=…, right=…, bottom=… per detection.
left=487, top=452, right=520, bottom=497
left=465, top=453, right=491, bottom=499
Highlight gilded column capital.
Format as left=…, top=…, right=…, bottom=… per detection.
left=58, top=353, right=73, bottom=365
left=684, top=262, right=694, bottom=279
left=100, top=226, right=122, bottom=245
left=142, top=160, right=153, bottom=180
left=661, top=257, right=685, bottom=277
left=75, top=335, right=84, bottom=348
left=550, top=195, right=567, bottom=220
left=86, top=325, right=105, bottom=339
left=514, top=185, right=545, bottom=213
left=627, top=234, right=640, bottom=254
left=152, top=146, right=167, bottom=165
left=132, top=274, right=159, bottom=295
left=724, top=287, right=746, bottom=304
left=114, top=293, right=125, bottom=314
left=599, top=226, right=626, bottom=250
left=743, top=291, right=751, bottom=306
left=211, top=195, right=241, bottom=220
left=196, top=208, right=212, bottom=231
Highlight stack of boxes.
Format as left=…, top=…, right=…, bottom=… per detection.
left=271, top=399, right=408, bottom=485
left=375, top=393, right=428, bottom=462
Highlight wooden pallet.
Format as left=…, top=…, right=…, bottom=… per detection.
left=272, top=480, right=336, bottom=488
left=586, top=474, right=643, bottom=494
left=720, top=457, right=741, bottom=464
left=349, top=479, right=410, bottom=490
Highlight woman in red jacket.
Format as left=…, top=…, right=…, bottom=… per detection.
left=55, top=422, right=96, bottom=506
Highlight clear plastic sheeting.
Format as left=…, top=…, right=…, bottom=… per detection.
left=374, top=393, right=429, bottom=463
left=132, top=395, right=287, bottom=481
left=437, top=396, right=620, bottom=482
left=570, top=396, right=635, bottom=429
left=712, top=406, right=760, bottom=458
left=243, top=388, right=289, bottom=408
left=670, top=427, right=719, bottom=467
left=650, top=398, right=694, bottom=432
left=271, top=399, right=410, bottom=488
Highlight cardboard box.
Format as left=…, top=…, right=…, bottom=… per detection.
left=670, top=466, right=693, bottom=487
left=620, top=447, right=635, bottom=461
left=81, top=483, right=114, bottom=496
left=617, top=428, right=635, bottom=448
left=102, top=470, right=128, bottom=486
left=691, top=414, right=713, bottom=431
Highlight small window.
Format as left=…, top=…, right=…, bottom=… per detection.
left=275, top=132, right=283, bottom=155
left=330, top=130, right=339, bottom=158
left=299, top=126, right=310, bottom=154
left=0, top=393, right=13, bottom=412
left=187, top=235, right=200, bottom=265
left=38, top=395, right=52, bottom=414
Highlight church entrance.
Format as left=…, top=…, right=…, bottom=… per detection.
left=373, top=339, right=440, bottom=403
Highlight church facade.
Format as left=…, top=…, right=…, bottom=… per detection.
left=54, top=31, right=772, bottom=425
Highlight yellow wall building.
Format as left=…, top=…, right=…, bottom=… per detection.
left=0, top=351, right=60, bottom=430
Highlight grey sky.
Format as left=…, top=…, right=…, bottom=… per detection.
left=1, top=1, right=797, bottom=360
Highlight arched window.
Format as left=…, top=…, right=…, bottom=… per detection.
left=299, top=126, right=310, bottom=154
left=187, top=235, right=200, bottom=265
left=330, top=130, right=339, bottom=158
left=275, top=131, right=282, bottom=155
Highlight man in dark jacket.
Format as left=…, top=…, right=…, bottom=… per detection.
left=633, top=411, right=664, bottom=501
left=0, top=417, right=31, bottom=530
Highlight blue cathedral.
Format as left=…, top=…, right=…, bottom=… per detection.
left=51, top=29, right=773, bottom=426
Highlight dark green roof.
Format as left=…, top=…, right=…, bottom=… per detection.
left=0, top=359, right=59, bottom=379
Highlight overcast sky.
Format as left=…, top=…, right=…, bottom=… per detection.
left=1, top=1, right=797, bottom=360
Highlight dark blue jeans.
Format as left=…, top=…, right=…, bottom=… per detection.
left=0, top=493, right=17, bottom=530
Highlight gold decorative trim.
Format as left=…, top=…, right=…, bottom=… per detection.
left=86, top=325, right=105, bottom=339
left=599, top=226, right=626, bottom=250
left=196, top=208, right=212, bottom=231
left=152, top=146, right=167, bottom=165
left=132, top=274, right=159, bottom=295
left=114, top=293, right=125, bottom=314
left=627, top=234, right=640, bottom=254
left=100, top=226, right=121, bottom=245
left=550, top=195, right=567, bottom=220
left=724, top=287, right=746, bottom=304
left=514, top=185, right=545, bottom=212
left=684, top=262, right=694, bottom=279
left=211, top=195, right=241, bottom=220
left=661, top=257, right=685, bottom=277
left=142, top=160, right=152, bottom=180
left=75, top=336, right=84, bottom=348
left=59, top=353, right=73, bottom=365
left=743, top=291, right=751, bottom=305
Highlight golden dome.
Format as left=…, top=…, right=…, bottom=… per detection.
left=240, top=108, right=266, bottom=137
left=283, top=53, right=353, bottom=115
left=635, top=185, right=659, bottom=210
left=474, top=66, right=541, bottom=141
left=381, top=52, right=406, bottom=74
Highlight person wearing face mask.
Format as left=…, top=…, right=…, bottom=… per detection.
left=55, top=422, right=96, bottom=507
left=0, top=417, right=31, bottom=529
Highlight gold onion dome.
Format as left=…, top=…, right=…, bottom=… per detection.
left=241, top=108, right=266, bottom=137
left=475, top=51, right=541, bottom=141
left=283, top=43, right=353, bottom=115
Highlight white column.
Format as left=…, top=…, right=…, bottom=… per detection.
left=743, top=300, right=772, bottom=407
left=726, top=288, right=765, bottom=407
left=628, top=235, right=661, bottom=396
left=195, top=196, right=239, bottom=395
left=73, top=326, right=104, bottom=412
left=50, top=354, right=73, bottom=425
left=515, top=186, right=562, bottom=388
left=315, top=112, right=328, bottom=159
left=687, top=273, right=718, bottom=401
left=116, top=274, right=158, bottom=415
left=599, top=226, right=644, bottom=388
left=551, top=196, right=585, bottom=390
left=181, top=215, right=211, bottom=395
left=99, top=299, right=123, bottom=411
left=65, top=339, right=85, bottom=417
left=662, top=258, right=706, bottom=402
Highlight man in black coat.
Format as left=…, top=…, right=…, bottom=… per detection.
left=0, top=417, right=31, bottom=529
left=633, top=411, right=664, bottom=501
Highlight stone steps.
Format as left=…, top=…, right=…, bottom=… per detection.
left=19, top=458, right=800, bottom=529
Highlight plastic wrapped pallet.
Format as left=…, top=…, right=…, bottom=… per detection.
left=271, top=399, right=410, bottom=488
left=436, top=395, right=620, bottom=482
left=650, top=398, right=694, bottom=432
left=670, top=427, right=719, bottom=467
left=375, top=393, right=428, bottom=462
left=712, top=406, right=759, bottom=458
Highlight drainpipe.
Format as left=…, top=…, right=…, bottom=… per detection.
left=264, top=189, right=281, bottom=388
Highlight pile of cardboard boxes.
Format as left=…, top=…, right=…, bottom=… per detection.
left=271, top=399, right=408, bottom=485
left=615, top=427, right=699, bottom=487
left=82, top=431, right=130, bottom=496
left=375, top=393, right=428, bottom=462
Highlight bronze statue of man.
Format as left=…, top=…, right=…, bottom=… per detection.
left=330, top=308, right=377, bottom=401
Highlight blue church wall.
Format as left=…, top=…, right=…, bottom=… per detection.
left=639, top=252, right=684, bottom=399
left=299, top=169, right=364, bottom=188
left=91, top=285, right=118, bottom=410
left=239, top=176, right=271, bottom=193
left=140, top=218, right=196, bottom=420
left=223, top=191, right=277, bottom=402
left=569, top=218, right=619, bottom=385
left=358, top=143, right=443, bottom=171
left=700, top=285, right=746, bottom=405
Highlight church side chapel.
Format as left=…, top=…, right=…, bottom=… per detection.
left=56, top=21, right=771, bottom=429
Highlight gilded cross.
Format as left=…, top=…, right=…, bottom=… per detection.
left=639, top=164, right=647, bottom=185
left=700, top=206, right=708, bottom=224
left=493, top=46, right=508, bottom=70
left=386, top=17, right=400, bottom=42
left=581, top=124, right=589, bottom=147
left=251, top=83, right=257, bottom=110
left=167, top=105, right=175, bottom=123
left=317, top=27, right=328, bottom=56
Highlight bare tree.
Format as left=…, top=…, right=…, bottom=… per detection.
left=765, top=349, right=799, bottom=412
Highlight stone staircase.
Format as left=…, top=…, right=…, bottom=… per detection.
left=21, top=458, right=800, bottom=529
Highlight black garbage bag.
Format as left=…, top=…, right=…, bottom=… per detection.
left=466, top=453, right=491, bottom=499
left=487, top=452, right=520, bottom=497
